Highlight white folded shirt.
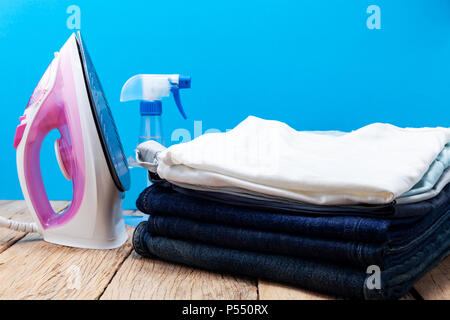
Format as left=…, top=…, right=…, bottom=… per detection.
left=142, top=116, right=450, bottom=205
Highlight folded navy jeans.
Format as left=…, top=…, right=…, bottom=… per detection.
left=146, top=210, right=450, bottom=268
left=170, top=182, right=450, bottom=218
left=136, top=183, right=450, bottom=244
left=133, top=220, right=450, bottom=300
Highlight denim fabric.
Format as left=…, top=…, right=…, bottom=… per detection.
left=136, top=183, right=450, bottom=244
left=171, top=183, right=396, bottom=216
left=133, top=221, right=450, bottom=300
left=147, top=211, right=449, bottom=268
left=169, top=182, right=450, bottom=218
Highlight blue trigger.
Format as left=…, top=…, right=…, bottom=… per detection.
left=171, top=87, right=187, bottom=119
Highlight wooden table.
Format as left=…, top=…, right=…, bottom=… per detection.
left=0, top=200, right=448, bottom=300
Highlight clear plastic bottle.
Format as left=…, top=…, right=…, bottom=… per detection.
left=139, top=114, right=164, bottom=146
left=120, top=74, right=190, bottom=224
left=138, top=101, right=164, bottom=186
left=125, top=101, right=165, bottom=225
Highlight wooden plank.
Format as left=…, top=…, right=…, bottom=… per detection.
left=123, top=210, right=146, bottom=217
left=0, top=200, right=14, bottom=207
left=0, top=225, right=133, bottom=300
left=413, top=256, right=449, bottom=300
left=0, top=201, right=69, bottom=255
left=100, top=251, right=258, bottom=300
left=258, top=280, right=335, bottom=300
left=0, top=200, right=69, bottom=219
left=123, top=210, right=145, bottom=217
left=0, top=200, right=30, bottom=218
left=258, top=280, right=419, bottom=300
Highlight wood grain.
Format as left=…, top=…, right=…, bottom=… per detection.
left=0, top=200, right=30, bottom=218
left=0, top=227, right=133, bottom=300
left=2, top=200, right=449, bottom=300
left=100, top=251, right=258, bottom=300
left=258, top=280, right=335, bottom=300
left=414, top=256, right=449, bottom=300
left=0, top=201, right=68, bottom=254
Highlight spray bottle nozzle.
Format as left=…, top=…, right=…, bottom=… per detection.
left=178, top=75, right=191, bottom=89
left=169, top=75, right=191, bottom=119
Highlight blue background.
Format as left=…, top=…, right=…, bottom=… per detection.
left=1, top=0, right=449, bottom=209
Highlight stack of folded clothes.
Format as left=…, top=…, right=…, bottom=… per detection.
left=132, top=117, right=450, bottom=300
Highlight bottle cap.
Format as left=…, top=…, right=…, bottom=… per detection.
left=140, top=101, right=162, bottom=115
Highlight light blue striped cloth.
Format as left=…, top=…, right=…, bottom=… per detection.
left=401, top=143, right=450, bottom=198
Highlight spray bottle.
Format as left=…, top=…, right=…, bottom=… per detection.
left=121, top=74, right=190, bottom=147
left=120, top=74, right=190, bottom=220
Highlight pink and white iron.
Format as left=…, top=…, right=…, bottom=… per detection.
left=10, top=32, right=131, bottom=249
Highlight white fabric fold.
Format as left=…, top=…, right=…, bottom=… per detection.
left=168, top=167, right=450, bottom=206
left=142, top=116, right=450, bottom=205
